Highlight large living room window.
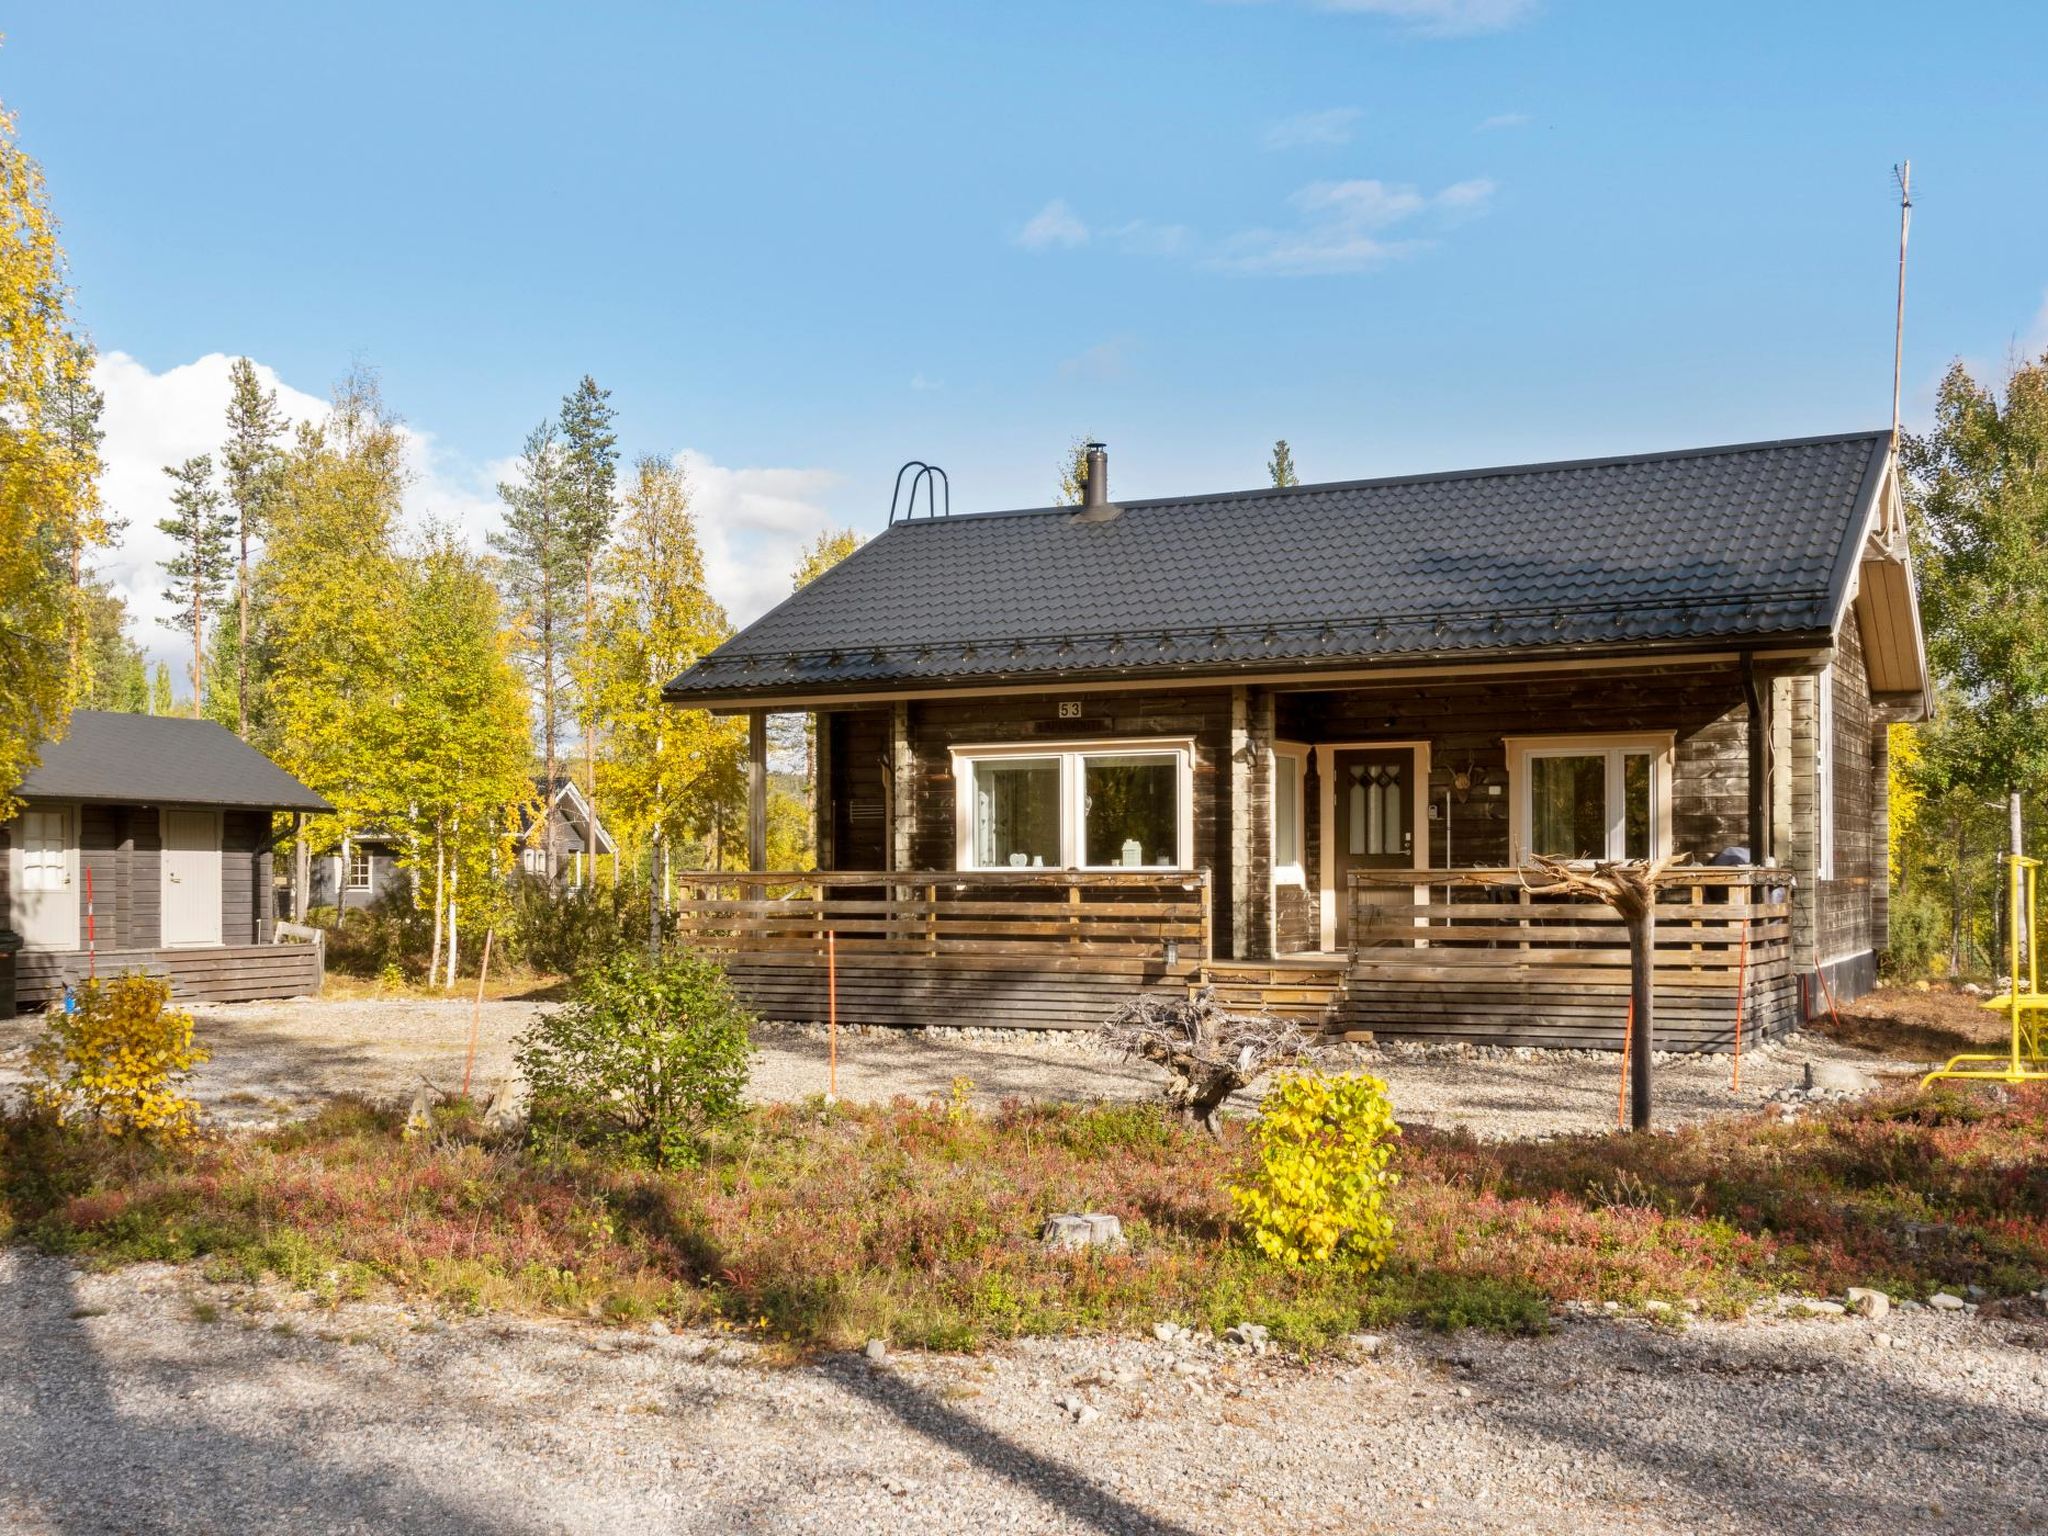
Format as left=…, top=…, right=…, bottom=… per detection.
left=953, top=740, right=1194, bottom=870
left=1506, top=734, right=1672, bottom=863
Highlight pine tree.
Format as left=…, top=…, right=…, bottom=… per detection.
left=491, top=421, right=579, bottom=878
left=0, top=97, right=93, bottom=816
left=43, top=332, right=116, bottom=694
left=156, top=454, right=234, bottom=711
left=75, top=576, right=147, bottom=711
left=1268, top=439, right=1299, bottom=488
left=559, top=375, right=619, bottom=877
left=221, top=356, right=286, bottom=738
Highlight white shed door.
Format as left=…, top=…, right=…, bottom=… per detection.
left=12, top=808, right=77, bottom=950
left=161, top=810, right=221, bottom=947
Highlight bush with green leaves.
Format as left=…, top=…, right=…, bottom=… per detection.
left=516, top=950, right=753, bottom=1166
left=503, top=876, right=668, bottom=977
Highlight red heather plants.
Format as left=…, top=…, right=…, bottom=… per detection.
left=1, top=1084, right=2042, bottom=1350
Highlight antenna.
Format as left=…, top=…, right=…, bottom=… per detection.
left=1891, top=160, right=1913, bottom=452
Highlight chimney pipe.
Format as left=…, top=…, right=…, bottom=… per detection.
left=1083, top=442, right=1108, bottom=509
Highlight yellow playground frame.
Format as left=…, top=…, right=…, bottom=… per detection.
left=1925, top=853, right=2048, bottom=1087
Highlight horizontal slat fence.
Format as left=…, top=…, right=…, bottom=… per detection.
left=671, top=870, right=1211, bottom=1030
left=14, top=940, right=323, bottom=1008
left=1338, top=867, right=1795, bottom=1052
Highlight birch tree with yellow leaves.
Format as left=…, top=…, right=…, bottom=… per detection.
left=0, top=96, right=97, bottom=815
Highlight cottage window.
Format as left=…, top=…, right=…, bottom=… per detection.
left=345, top=846, right=373, bottom=889
left=952, top=740, right=1194, bottom=871
left=1507, top=734, right=1672, bottom=864
left=1271, top=745, right=1307, bottom=885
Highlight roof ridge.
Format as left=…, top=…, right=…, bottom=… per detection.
left=901, top=428, right=1893, bottom=525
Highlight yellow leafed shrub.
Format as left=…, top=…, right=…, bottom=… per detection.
left=1231, top=1071, right=1400, bottom=1267
left=27, top=973, right=209, bottom=1141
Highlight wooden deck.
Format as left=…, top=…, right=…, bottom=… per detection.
left=670, top=866, right=1794, bottom=1050
left=11, top=940, right=324, bottom=1009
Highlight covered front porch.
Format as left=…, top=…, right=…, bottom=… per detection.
left=670, top=863, right=1791, bottom=1050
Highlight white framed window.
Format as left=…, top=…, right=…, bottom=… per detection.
left=345, top=845, right=373, bottom=889
left=1817, top=669, right=1835, bottom=880
left=951, top=739, right=1195, bottom=871
left=1271, top=743, right=1308, bottom=886
left=1506, top=733, right=1674, bottom=863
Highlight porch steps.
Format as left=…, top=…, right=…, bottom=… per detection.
left=1202, top=962, right=1349, bottom=1026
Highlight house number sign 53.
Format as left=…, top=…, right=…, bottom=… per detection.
left=1057, top=701, right=1082, bottom=719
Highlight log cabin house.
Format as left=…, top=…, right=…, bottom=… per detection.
left=660, top=433, right=1929, bottom=1050
left=0, top=711, right=330, bottom=1008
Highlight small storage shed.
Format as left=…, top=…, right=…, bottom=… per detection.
left=0, top=711, right=331, bottom=1008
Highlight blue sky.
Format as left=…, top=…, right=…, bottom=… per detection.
left=7, top=2, right=2048, bottom=666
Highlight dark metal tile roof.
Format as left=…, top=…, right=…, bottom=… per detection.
left=19, top=711, right=333, bottom=812
left=665, top=430, right=1891, bottom=704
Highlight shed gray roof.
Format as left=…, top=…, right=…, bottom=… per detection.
left=18, top=711, right=333, bottom=812
left=664, top=430, right=1893, bottom=705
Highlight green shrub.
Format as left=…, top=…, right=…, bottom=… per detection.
left=503, top=877, right=667, bottom=976
left=1231, top=1071, right=1400, bottom=1267
left=1881, top=884, right=1948, bottom=980
left=516, top=950, right=753, bottom=1166
left=320, top=878, right=431, bottom=980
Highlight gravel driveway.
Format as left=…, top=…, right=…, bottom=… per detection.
left=2, top=1249, right=2042, bottom=1535
left=0, top=994, right=1911, bottom=1139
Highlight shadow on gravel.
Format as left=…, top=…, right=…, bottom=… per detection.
left=0, top=1255, right=536, bottom=1536
left=1476, top=1325, right=2047, bottom=1533
left=820, top=1355, right=1205, bottom=1536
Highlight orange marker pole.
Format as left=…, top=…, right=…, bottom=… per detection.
left=827, top=929, right=838, bottom=1099
left=84, top=869, right=96, bottom=980
left=1618, top=998, right=1633, bottom=1129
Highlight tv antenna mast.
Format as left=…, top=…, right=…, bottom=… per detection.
left=1890, top=160, right=1913, bottom=451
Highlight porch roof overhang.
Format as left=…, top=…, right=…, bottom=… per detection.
left=665, top=429, right=1920, bottom=715
left=17, top=711, right=332, bottom=813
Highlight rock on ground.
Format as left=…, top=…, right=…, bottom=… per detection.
left=1, top=1250, right=2043, bottom=1536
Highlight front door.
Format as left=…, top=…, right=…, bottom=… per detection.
left=161, top=809, right=221, bottom=948
left=10, top=807, right=77, bottom=951
left=1331, top=748, right=1416, bottom=947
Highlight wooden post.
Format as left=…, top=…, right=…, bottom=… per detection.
left=292, top=811, right=309, bottom=924
left=1742, top=653, right=1773, bottom=865
left=1228, top=686, right=1252, bottom=961
left=814, top=708, right=835, bottom=871
left=747, top=709, right=768, bottom=872
left=1629, top=904, right=1654, bottom=1131
left=888, top=700, right=914, bottom=875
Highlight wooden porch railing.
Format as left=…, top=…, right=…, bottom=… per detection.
left=669, top=869, right=1212, bottom=975
left=1342, top=866, right=1795, bottom=1049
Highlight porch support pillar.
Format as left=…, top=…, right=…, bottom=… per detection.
left=1742, top=653, right=1774, bottom=865
left=1229, top=685, right=1252, bottom=960
left=814, top=709, right=835, bottom=872
left=888, top=701, right=915, bottom=873
left=746, top=710, right=768, bottom=872
left=292, top=812, right=308, bottom=924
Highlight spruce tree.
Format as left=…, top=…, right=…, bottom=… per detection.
left=222, top=356, right=286, bottom=737
left=156, top=454, right=234, bottom=711
left=491, top=421, right=578, bottom=877
left=560, top=375, right=619, bottom=877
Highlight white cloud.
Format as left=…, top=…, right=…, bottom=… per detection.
left=1308, top=0, right=1535, bottom=36
left=92, top=350, right=844, bottom=689
left=1017, top=199, right=1090, bottom=250
left=909, top=372, right=945, bottom=393
left=1476, top=111, right=1531, bottom=131
left=1212, top=176, right=1493, bottom=275
left=1263, top=107, right=1363, bottom=150
left=676, top=455, right=847, bottom=627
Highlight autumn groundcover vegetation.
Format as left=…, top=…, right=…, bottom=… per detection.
left=3, top=1083, right=2044, bottom=1353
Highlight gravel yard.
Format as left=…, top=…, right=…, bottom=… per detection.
left=2, top=1248, right=2042, bottom=1535
left=0, top=993, right=1916, bottom=1139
